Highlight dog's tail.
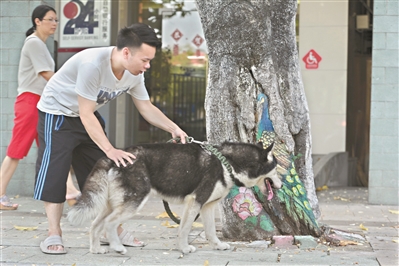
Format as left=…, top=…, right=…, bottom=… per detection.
left=67, top=158, right=112, bottom=226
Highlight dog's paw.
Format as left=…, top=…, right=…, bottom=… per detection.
left=215, top=242, right=230, bottom=251
left=111, top=243, right=127, bottom=255
left=181, top=245, right=196, bottom=254
left=90, top=246, right=108, bottom=254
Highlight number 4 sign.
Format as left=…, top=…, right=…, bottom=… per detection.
left=59, top=0, right=111, bottom=48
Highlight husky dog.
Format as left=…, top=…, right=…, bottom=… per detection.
left=68, top=142, right=281, bottom=255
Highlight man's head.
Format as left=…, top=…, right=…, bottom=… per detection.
left=116, top=23, right=161, bottom=50
left=116, top=23, right=161, bottom=76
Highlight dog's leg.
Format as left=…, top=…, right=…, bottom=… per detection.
left=178, top=195, right=201, bottom=254
left=200, top=201, right=230, bottom=251
left=90, top=207, right=112, bottom=254
left=103, top=207, right=128, bottom=255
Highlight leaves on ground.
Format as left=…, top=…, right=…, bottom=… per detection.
left=333, top=196, right=350, bottom=202
left=388, top=210, right=399, bottom=214
left=339, top=240, right=359, bottom=246
left=316, top=185, right=328, bottom=191
left=359, top=224, right=368, bottom=231
left=156, top=211, right=179, bottom=219
left=13, top=225, right=38, bottom=231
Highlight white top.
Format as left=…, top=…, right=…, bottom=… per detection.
left=17, top=35, right=55, bottom=96
left=38, top=46, right=150, bottom=117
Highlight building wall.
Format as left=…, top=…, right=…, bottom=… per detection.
left=299, top=0, right=349, bottom=155
left=369, top=0, right=399, bottom=205
left=0, top=0, right=55, bottom=197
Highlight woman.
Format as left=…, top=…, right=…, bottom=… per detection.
left=0, top=4, right=80, bottom=210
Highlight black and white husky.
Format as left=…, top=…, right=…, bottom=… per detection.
left=68, top=141, right=281, bottom=255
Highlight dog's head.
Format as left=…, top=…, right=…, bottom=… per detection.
left=225, top=142, right=281, bottom=198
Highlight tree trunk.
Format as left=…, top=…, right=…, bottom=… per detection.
left=196, top=0, right=321, bottom=239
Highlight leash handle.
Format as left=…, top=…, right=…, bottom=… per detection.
left=167, top=136, right=205, bottom=145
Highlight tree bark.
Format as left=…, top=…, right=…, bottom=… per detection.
left=196, top=0, right=320, bottom=238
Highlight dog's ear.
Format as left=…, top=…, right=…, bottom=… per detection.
left=264, top=143, right=275, bottom=161
left=256, top=141, right=264, bottom=148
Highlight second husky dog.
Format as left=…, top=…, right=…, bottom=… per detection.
left=68, top=141, right=281, bottom=255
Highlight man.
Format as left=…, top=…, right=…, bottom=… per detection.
left=35, top=23, right=187, bottom=254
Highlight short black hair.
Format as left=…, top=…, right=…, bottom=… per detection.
left=116, top=23, right=161, bottom=50
left=26, top=4, right=56, bottom=37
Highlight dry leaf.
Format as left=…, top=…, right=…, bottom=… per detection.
left=192, top=222, right=203, bottom=228
left=204, top=260, right=209, bottom=266
left=14, top=225, right=38, bottom=231
left=392, top=239, right=399, bottom=243
left=156, top=211, right=179, bottom=219
left=161, top=220, right=179, bottom=228
left=339, top=240, right=359, bottom=246
left=388, top=210, right=399, bottom=214
left=359, top=224, right=368, bottom=231
left=316, top=185, right=328, bottom=191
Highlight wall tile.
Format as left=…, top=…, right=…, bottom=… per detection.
left=371, top=84, right=398, bottom=101
left=299, top=0, right=348, bottom=27
left=373, top=15, right=399, bottom=33
left=368, top=170, right=383, bottom=187
left=302, top=70, right=347, bottom=115
left=308, top=113, right=346, bottom=154
left=369, top=136, right=398, bottom=154
left=370, top=118, right=399, bottom=136
left=369, top=187, right=399, bottom=205
left=373, top=32, right=386, bottom=49
left=0, top=17, right=10, bottom=33
left=371, top=67, right=385, bottom=84
left=0, top=50, right=9, bottom=64
left=373, top=49, right=399, bottom=67
left=10, top=17, right=31, bottom=33
left=369, top=151, right=399, bottom=170
left=386, top=33, right=399, bottom=49
left=385, top=67, right=399, bottom=85
left=5, top=1, right=30, bottom=17
left=382, top=170, right=399, bottom=185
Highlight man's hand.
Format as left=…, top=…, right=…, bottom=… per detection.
left=172, top=128, right=188, bottom=144
left=105, top=148, right=136, bottom=167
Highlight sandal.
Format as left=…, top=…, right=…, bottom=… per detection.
left=0, top=195, right=18, bottom=210
left=100, top=228, right=145, bottom=247
left=40, top=235, right=67, bottom=254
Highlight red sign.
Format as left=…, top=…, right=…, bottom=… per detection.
left=171, top=29, right=183, bottom=42
left=173, top=44, right=179, bottom=56
left=302, top=49, right=322, bottom=69
left=192, top=34, right=204, bottom=47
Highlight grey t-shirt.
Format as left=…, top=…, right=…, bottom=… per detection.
left=38, top=46, right=150, bottom=117
left=17, top=35, right=55, bottom=96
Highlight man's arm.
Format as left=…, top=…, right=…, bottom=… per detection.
left=78, top=95, right=135, bottom=167
left=132, top=98, right=188, bottom=143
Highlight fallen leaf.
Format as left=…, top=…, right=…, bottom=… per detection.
left=14, top=225, right=38, bottom=231
left=204, top=260, right=209, bottom=266
left=393, top=239, right=398, bottom=243
left=389, top=210, right=399, bottom=214
left=359, top=224, right=368, bottom=231
left=339, top=240, right=359, bottom=246
left=161, top=220, right=179, bottom=228
left=316, top=185, right=328, bottom=191
left=192, top=222, right=203, bottom=228
left=156, top=211, right=180, bottom=219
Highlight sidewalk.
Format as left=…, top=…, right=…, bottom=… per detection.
left=1, top=187, right=398, bottom=266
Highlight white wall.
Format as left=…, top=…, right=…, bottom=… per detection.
left=299, top=0, right=348, bottom=154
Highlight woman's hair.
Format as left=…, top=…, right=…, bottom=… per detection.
left=116, top=23, right=161, bottom=50
left=26, top=4, right=56, bottom=37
